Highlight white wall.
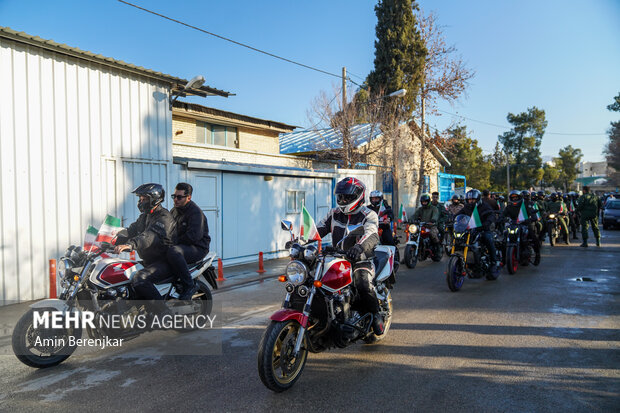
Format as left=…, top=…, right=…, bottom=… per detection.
left=0, top=37, right=171, bottom=303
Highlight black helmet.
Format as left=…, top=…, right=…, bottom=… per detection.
left=369, top=190, right=383, bottom=207
left=335, top=177, right=365, bottom=215
left=550, top=193, right=558, bottom=202
left=537, top=190, right=545, bottom=198
left=451, top=194, right=459, bottom=204
left=509, top=190, right=522, bottom=205
left=420, top=193, right=431, bottom=206
left=465, top=189, right=482, bottom=205
left=133, top=183, right=165, bottom=213
left=521, top=190, right=531, bottom=201
left=530, top=191, right=538, bottom=201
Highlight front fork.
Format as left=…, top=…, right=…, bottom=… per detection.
left=292, top=260, right=323, bottom=355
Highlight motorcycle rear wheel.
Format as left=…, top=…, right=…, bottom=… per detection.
left=12, top=308, right=80, bottom=368
left=172, top=280, right=213, bottom=332
left=257, top=320, right=308, bottom=392
left=363, top=289, right=393, bottom=344
left=404, top=245, right=418, bottom=269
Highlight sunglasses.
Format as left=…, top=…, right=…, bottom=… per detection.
left=171, top=194, right=188, bottom=200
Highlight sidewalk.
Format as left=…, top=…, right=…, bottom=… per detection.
left=214, top=257, right=290, bottom=293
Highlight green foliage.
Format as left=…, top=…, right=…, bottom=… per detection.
left=605, top=92, right=620, bottom=173
left=556, top=145, right=583, bottom=190
left=445, top=125, right=491, bottom=190
left=488, top=142, right=508, bottom=192
left=366, top=0, right=426, bottom=114
left=498, top=107, right=547, bottom=188
left=542, top=163, right=561, bottom=190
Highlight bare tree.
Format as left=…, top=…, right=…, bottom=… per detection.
left=414, top=9, right=475, bottom=198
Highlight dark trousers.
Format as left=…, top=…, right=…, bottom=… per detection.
left=132, top=260, right=172, bottom=300
left=353, top=261, right=380, bottom=314
left=480, top=231, right=498, bottom=263
left=379, top=224, right=394, bottom=245
left=167, top=244, right=208, bottom=289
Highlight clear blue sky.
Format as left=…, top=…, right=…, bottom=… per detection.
left=2, top=0, right=618, bottom=161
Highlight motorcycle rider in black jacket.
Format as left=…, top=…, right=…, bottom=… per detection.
left=316, top=177, right=384, bottom=335
left=114, top=183, right=175, bottom=310
left=461, top=189, right=500, bottom=277
left=167, top=182, right=211, bottom=300
left=367, top=190, right=394, bottom=246
left=503, top=190, right=542, bottom=261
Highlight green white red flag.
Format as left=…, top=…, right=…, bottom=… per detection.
left=300, top=205, right=321, bottom=241
left=467, top=205, right=483, bottom=229
left=533, top=203, right=541, bottom=220
left=517, top=201, right=529, bottom=223
left=96, top=214, right=122, bottom=244
left=83, top=225, right=99, bottom=249
left=398, top=204, right=407, bottom=223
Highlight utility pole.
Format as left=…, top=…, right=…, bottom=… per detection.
left=506, top=153, right=511, bottom=194
left=342, top=66, right=350, bottom=168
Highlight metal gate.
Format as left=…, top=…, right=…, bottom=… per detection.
left=438, top=172, right=467, bottom=203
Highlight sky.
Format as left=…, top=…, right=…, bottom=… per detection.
left=1, top=0, right=618, bottom=162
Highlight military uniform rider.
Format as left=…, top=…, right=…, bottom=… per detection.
left=460, top=189, right=500, bottom=276
left=412, top=194, right=440, bottom=248
left=546, top=193, right=570, bottom=244
left=577, top=186, right=602, bottom=247
left=503, top=191, right=541, bottom=261
left=316, top=177, right=384, bottom=335
left=367, top=190, right=394, bottom=246
left=114, top=183, right=175, bottom=313
left=447, top=194, right=464, bottom=216
left=431, top=191, right=448, bottom=240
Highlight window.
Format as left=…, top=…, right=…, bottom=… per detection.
left=195, top=121, right=238, bottom=148
left=286, top=190, right=306, bottom=213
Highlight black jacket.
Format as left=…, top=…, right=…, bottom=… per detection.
left=503, top=200, right=538, bottom=223
left=461, top=201, right=496, bottom=230
left=367, top=200, right=394, bottom=226
left=171, top=200, right=211, bottom=251
left=127, top=206, right=175, bottom=264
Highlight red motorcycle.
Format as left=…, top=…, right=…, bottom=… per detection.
left=257, top=221, right=396, bottom=392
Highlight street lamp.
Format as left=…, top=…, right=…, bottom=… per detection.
left=169, top=75, right=206, bottom=110
left=387, top=89, right=407, bottom=98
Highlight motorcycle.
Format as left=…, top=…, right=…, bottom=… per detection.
left=443, top=216, right=455, bottom=256
left=404, top=221, right=442, bottom=269
left=546, top=213, right=568, bottom=246
left=12, top=227, right=218, bottom=368
left=257, top=220, right=396, bottom=392
left=445, top=214, right=503, bottom=292
left=378, top=218, right=400, bottom=273
left=504, top=219, right=540, bottom=275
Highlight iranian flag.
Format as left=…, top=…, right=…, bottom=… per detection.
left=533, top=203, right=541, bottom=220
left=517, top=201, right=529, bottom=223
left=467, top=205, right=483, bottom=229
left=398, top=204, right=407, bottom=223
left=95, top=214, right=122, bottom=244
left=558, top=202, right=565, bottom=214
left=83, top=225, right=99, bottom=249
left=569, top=200, right=575, bottom=212
left=300, top=205, right=321, bottom=241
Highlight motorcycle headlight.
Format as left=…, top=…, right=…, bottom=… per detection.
left=408, top=224, right=418, bottom=233
left=57, top=257, right=73, bottom=282
left=285, top=261, right=307, bottom=285
left=548, top=214, right=556, bottom=219
left=303, top=245, right=318, bottom=263
left=454, top=232, right=464, bottom=238
left=289, top=244, right=302, bottom=259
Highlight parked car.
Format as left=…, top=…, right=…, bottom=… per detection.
left=602, top=199, right=620, bottom=229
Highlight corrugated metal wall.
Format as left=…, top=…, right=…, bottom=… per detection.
left=0, top=37, right=172, bottom=303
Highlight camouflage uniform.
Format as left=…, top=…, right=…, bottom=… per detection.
left=577, top=192, right=602, bottom=245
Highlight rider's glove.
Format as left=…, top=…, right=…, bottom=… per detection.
left=346, top=244, right=364, bottom=261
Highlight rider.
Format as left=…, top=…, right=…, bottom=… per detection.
left=447, top=194, right=464, bottom=216
left=461, top=189, right=500, bottom=276
left=547, top=192, right=570, bottom=244
left=482, top=189, right=499, bottom=211
left=431, top=192, right=448, bottom=241
left=412, top=193, right=441, bottom=251
left=167, top=182, right=211, bottom=300
left=367, top=190, right=394, bottom=246
left=576, top=185, right=602, bottom=247
left=114, top=183, right=175, bottom=312
left=503, top=190, right=541, bottom=261
left=315, top=177, right=384, bottom=335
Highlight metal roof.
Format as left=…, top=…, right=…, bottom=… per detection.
left=279, top=124, right=383, bottom=154
left=0, top=26, right=233, bottom=98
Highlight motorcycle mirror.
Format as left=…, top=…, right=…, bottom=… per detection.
left=280, top=220, right=293, bottom=231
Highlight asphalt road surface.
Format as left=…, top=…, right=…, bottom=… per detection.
left=1, top=230, right=618, bottom=412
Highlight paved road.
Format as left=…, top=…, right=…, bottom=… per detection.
left=0, top=230, right=618, bottom=412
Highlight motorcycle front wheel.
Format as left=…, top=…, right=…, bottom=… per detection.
left=404, top=245, right=418, bottom=269
left=257, top=320, right=308, bottom=392
left=506, top=246, right=518, bottom=274
left=446, top=255, right=465, bottom=292
left=12, top=308, right=81, bottom=368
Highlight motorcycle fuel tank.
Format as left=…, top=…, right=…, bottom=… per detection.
left=320, top=258, right=352, bottom=293
left=89, top=258, right=142, bottom=289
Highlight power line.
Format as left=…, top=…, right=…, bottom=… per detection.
left=118, top=0, right=342, bottom=79
left=437, top=108, right=607, bottom=136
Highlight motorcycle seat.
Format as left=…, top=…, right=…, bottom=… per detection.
left=373, top=250, right=389, bottom=276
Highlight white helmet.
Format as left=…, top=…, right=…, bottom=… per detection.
left=369, top=190, right=383, bottom=206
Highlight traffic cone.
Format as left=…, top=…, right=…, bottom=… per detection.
left=49, top=259, right=57, bottom=299
left=257, top=252, right=266, bottom=274
left=217, top=258, right=226, bottom=281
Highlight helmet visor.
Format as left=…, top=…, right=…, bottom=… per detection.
left=337, top=193, right=358, bottom=206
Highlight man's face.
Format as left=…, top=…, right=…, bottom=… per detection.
left=431, top=194, right=439, bottom=204
left=370, top=197, right=381, bottom=205
left=173, top=190, right=191, bottom=208
left=467, top=198, right=476, bottom=205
